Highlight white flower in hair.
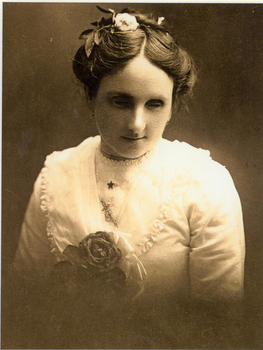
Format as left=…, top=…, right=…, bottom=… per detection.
left=114, top=13, right=139, bottom=31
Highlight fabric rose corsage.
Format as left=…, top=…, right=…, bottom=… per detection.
left=78, top=231, right=122, bottom=271
left=51, top=231, right=146, bottom=306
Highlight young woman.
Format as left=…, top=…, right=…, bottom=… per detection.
left=12, top=7, right=245, bottom=347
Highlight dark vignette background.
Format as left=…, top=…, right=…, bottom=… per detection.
left=2, top=2, right=263, bottom=348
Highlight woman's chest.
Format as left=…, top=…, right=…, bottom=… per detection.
left=47, top=145, right=191, bottom=259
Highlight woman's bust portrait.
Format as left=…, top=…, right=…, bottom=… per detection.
left=2, top=3, right=262, bottom=349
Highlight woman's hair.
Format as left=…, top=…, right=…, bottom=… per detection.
left=73, top=9, right=197, bottom=109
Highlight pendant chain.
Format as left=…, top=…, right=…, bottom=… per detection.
left=101, top=200, right=118, bottom=227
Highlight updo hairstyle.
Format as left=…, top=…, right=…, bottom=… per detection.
left=73, top=9, right=197, bottom=109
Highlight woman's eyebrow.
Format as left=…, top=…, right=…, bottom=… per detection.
left=106, top=92, right=168, bottom=101
left=106, top=92, right=132, bottom=98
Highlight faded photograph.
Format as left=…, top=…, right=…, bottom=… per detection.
left=2, top=3, right=262, bottom=349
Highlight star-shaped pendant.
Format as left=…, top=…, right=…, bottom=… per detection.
left=107, top=181, right=115, bottom=189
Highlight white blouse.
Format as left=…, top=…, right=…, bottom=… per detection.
left=13, top=136, right=245, bottom=302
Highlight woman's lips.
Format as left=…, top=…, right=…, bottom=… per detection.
left=121, top=136, right=146, bottom=141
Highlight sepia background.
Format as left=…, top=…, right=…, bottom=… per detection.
left=3, top=2, right=263, bottom=348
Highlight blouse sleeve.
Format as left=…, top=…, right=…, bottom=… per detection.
left=12, top=172, right=56, bottom=279
left=184, top=161, right=245, bottom=302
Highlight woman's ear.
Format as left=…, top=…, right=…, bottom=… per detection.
left=87, top=98, right=95, bottom=118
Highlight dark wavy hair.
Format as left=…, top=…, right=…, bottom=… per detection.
left=73, top=10, right=197, bottom=109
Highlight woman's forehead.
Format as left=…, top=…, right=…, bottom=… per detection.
left=98, top=56, right=174, bottom=99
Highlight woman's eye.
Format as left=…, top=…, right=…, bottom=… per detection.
left=111, top=97, right=131, bottom=108
left=146, top=100, right=164, bottom=108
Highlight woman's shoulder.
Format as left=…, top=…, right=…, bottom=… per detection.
left=160, top=138, right=233, bottom=186
left=44, top=136, right=100, bottom=171
left=160, top=140, right=240, bottom=217
left=161, top=138, right=211, bottom=163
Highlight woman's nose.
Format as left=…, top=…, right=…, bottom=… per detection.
left=127, top=107, right=146, bottom=134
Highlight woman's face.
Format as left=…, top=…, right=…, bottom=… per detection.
left=93, top=55, right=174, bottom=159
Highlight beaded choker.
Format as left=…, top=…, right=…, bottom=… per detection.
left=100, top=148, right=152, bottom=163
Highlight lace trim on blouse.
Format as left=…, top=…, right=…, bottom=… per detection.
left=40, top=165, right=68, bottom=262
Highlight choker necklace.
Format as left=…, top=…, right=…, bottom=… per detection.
left=100, top=148, right=152, bottom=162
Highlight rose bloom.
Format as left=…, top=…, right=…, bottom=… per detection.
left=114, top=13, right=139, bottom=31
left=79, top=231, right=122, bottom=272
